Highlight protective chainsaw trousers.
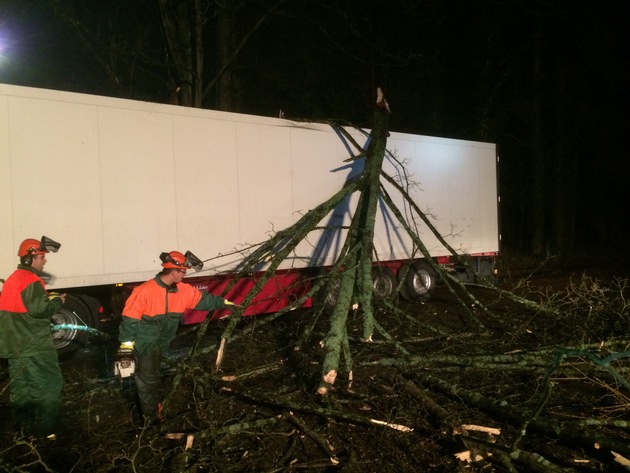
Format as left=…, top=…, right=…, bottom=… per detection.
left=8, top=352, right=63, bottom=436
left=134, top=349, right=162, bottom=422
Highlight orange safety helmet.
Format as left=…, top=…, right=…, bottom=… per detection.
left=159, top=250, right=203, bottom=271
left=160, top=251, right=188, bottom=269
left=18, top=238, right=49, bottom=257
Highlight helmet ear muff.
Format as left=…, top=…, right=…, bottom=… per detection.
left=159, top=251, right=186, bottom=269
left=21, top=246, right=36, bottom=267
left=159, top=252, right=171, bottom=266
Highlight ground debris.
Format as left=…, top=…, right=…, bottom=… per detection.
left=1, top=266, right=629, bottom=472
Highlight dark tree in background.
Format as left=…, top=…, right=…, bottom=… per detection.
left=156, top=0, right=204, bottom=106
left=0, top=0, right=627, bottom=258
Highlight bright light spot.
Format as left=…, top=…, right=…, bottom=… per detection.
left=0, top=27, right=10, bottom=64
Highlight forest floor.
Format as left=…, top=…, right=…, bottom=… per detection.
left=1, top=256, right=629, bottom=472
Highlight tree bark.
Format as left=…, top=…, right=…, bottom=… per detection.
left=317, top=90, right=390, bottom=394
left=530, top=17, right=546, bottom=255
left=411, top=371, right=630, bottom=457
left=157, top=0, right=206, bottom=107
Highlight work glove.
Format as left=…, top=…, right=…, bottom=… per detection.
left=48, top=292, right=66, bottom=303
left=223, top=299, right=243, bottom=311
left=114, top=341, right=136, bottom=378
left=119, top=341, right=135, bottom=351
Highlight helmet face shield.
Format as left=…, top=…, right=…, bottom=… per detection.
left=40, top=236, right=61, bottom=253
left=184, top=251, right=203, bottom=272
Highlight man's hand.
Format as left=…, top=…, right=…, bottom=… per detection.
left=48, top=292, right=67, bottom=304
left=223, top=300, right=243, bottom=311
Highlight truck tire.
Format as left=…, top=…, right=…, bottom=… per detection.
left=315, top=267, right=398, bottom=310
left=372, top=267, right=398, bottom=300
left=51, top=294, right=100, bottom=358
left=397, top=261, right=437, bottom=301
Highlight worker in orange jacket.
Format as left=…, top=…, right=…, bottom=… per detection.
left=118, top=250, right=234, bottom=424
left=0, top=236, right=65, bottom=439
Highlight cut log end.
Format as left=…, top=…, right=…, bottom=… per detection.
left=376, top=87, right=391, bottom=113
left=323, top=369, right=337, bottom=386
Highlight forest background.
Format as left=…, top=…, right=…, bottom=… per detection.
left=1, top=0, right=628, bottom=258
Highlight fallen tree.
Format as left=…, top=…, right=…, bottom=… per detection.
left=157, top=88, right=629, bottom=471
left=2, top=90, right=629, bottom=472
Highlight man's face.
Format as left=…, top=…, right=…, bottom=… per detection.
left=172, top=268, right=187, bottom=283
left=31, top=254, right=47, bottom=272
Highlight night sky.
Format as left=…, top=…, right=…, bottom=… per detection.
left=1, top=0, right=628, bottom=257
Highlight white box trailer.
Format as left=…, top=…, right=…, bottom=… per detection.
left=0, top=83, right=499, bottom=352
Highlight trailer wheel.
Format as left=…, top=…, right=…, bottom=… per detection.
left=372, top=267, right=398, bottom=300
left=316, top=267, right=399, bottom=311
left=51, top=294, right=100, bottom=358
left=398, top=261, right=437, bottom=301
left=311, top=268, right=348, bottom=312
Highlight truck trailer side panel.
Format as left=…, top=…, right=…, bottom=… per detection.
left=0, top=83, right=498, bottom=292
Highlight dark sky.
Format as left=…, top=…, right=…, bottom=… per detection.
left=1, top=0, right=628, bottom=254
left=1, top=1, right=626, bottom=134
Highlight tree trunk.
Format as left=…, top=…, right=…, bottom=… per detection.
left=530, top=19, right=546, bottom=256
left=551, top=61, right=577, bottom=254
left=317, top=91, right=390, bottom=394
left=192, top=0, right=204, bottom=108
left=215, top=1, right=238, bottom=111
left=158, top=0, right=200, bottom=106
left=356, top=93, right=390, bottom=342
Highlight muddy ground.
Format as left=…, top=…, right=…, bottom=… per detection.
left=1, top=259, right=629, bottom=472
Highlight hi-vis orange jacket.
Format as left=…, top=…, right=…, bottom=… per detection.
left=0, top=266, right=63, bottom=357
left=118, top=275, right=225, bottom=355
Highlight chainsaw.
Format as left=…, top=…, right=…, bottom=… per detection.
left=114, top=341, right=136, bottom=378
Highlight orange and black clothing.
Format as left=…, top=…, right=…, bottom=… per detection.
left=0, top=265, right=64, bottom=436
left=118, top=275, right=225, bottom=421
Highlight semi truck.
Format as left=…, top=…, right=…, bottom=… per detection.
left=0, top=83, right=499, bottom=355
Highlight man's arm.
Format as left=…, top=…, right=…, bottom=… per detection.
left=195, top=291, right=229, bottom=312
left=21, top=282, right=63, bottom=319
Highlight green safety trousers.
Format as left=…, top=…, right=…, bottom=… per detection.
left=134, top=348, right=163, bottom=423
left=8, top=352, right=63, bottom=437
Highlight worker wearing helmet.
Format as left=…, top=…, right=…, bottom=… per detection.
left=0, top=236, right=65, bottom=439
left=118, top=250, right=235, bottom=425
